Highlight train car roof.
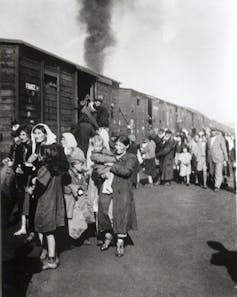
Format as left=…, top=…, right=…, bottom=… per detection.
left=0, top=38, right=120, bottom=84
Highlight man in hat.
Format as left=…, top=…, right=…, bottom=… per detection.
left=207, top=127, right=228, bottom=191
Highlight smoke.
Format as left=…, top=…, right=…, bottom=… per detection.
left=78, top=0, right=115, bottom=74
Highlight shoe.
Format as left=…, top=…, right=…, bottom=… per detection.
left=14, top=227, right=27, bottom=236
left=186, top=183, right=190, bottom=186
left=214, top=187, right=220, bottom=192
left=40, top=249, right=48, bottom=261
left=100, top=233, right=112, bottom=251
left=42, top=257, right=59, bottom=270
left=115, top=239, right=124, bottom=257
left=25, top=232, right=35, bottom=243
left=83, top=239, right=91, bottom=245
left=96, top=239, right=103, bottom=246
left=203, top=185, right=207, bottom=189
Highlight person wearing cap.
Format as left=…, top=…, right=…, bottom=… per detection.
left=156, top=129, right=176, bottom=185
left=65, top=146, right=95, bottom=245
left=207, top=127, right=228, bottom=191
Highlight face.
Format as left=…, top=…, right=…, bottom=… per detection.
left=211, top=130, right=216, bottom=137
left=20, top=131, right=29, bottom=143
left=34, top=128, right=47, bottom=143
left=115, top=141, right=128, bottom=155
left=14, top=136, right=21, bottom=145
left=194, top=135, right=199, bottom=142
left=72, top=161, right=83, bottom=172
left=164, top=133, right=171, bottom=141
left=183, top=147, right=187, bottom=153
left=93, top=142, right=103, bottom=152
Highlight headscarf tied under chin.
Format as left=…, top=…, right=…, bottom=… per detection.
left=31, top=123, right=57, bottom=154
left=62, top=133, right=78, bottom=155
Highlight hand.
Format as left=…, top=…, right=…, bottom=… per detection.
left=16, top=167, right=24, bottom=174
left=25, top=186, right=35, bottom=195
left=31, top=177, right=37, bottom=185
left=27, top=154, right=38, bottom=163
left=223, top=160, right=227, bottom=166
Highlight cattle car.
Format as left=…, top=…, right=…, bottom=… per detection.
left=0, top=39, right=120, bottom=157
left=112, top=88, right=151, bottom=143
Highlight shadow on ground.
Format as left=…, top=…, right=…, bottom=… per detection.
left=207, top=241, right=237, bottom=285
left=2, top=243, right=42, bottom=297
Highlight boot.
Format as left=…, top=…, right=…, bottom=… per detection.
left=115, top=239, right=124, bottom=257
left=100, top=233, right=112, bottom=251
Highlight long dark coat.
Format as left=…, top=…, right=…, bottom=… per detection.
left=34, top=145, right=69, bottom=233
left=111, top=152, right=138, bottom=234
left=72, top=113, right=97, bottom=157
left=156, top=138, right=176, bottom=182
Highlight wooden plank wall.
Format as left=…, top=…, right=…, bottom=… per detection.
left=134, top=91, right=149, bottom=143
left=0, top=44, right=17, bottom=157
left=152, top=99, right=160, bottom=130
left=60, top=70, right=74, bottom=133
left=19, top=56, right=41, bottom=123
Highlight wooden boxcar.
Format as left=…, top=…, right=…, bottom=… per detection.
left=0, top=39, right=119, bottom=157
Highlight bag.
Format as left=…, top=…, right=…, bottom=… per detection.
left=0, top=164, right=15, bottom=197
left=68, top=201, right=88, bottom=239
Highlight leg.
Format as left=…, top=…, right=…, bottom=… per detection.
left=214, top=162, right=224, bottom=190
left=116, top=234, right=126, bottom=257
left=98, top=193, right=113, bottom=233
left=14, top=215, right=27, bottom=235
left=203, top=167, right=207, bottom=188
left=42, top=233, right=59, bottom=270
left=186, top=174, right=190, bottom=186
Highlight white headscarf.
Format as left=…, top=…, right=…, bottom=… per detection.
left=62, top=132, right=77, bottom=149
left=31, top=123, right=57, bottom=154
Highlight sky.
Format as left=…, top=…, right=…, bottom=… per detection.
left=0, top=0, right=236, bottom=127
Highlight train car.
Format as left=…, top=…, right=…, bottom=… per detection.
left=1, top=38, right=233, bottom=159
left=112, top=88, right=151, bottom=143
left=0, top=38, right=119, bottom=157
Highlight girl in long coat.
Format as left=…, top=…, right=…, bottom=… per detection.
left=98, top=135, right=138, bottom=257
left=27, top=124, right=68, bottom=270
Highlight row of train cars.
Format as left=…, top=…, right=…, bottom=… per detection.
left=0, top=38, right=234, bottom=157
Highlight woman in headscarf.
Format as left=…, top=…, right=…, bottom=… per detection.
left=61, top=132, right=78, bottom=157
left=26, top=123, right=69, bottom=270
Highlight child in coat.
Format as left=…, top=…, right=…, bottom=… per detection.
left=179, top=145, right=192, bottom=186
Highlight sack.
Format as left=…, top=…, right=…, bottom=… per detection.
left=0, top=164, right=15, bottom=196
left=68, top=201, right=88, bottom=239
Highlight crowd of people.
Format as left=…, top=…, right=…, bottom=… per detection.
left=1, top=94, right=236, bottom=272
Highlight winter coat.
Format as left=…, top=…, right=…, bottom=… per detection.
left=95, top=105, right=109, bottom=128
left=156, top=138, right=175, bottom=181
left=73, top=113, right=97, bottom=157
left=110, top=152, right=138, bottom=234
left=34, top=145, right=69, bottom=233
